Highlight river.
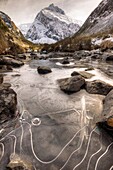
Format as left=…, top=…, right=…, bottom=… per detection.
left=0, top=57, right=113, bottom=170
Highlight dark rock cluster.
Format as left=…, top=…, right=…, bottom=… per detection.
left=0, top=75, right=17, bottom=124
left=85, top=80, right=113, bottom=95
left=58, top=70, right=113, bottom=95
left=0, top=55, right=24, bottom=72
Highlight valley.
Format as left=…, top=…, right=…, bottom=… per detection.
left=1, top=0, right=113, bottom=169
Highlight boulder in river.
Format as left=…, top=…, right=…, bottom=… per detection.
left=0, top=83, right=17, bottom=124
left=85, top=80, right=113, bottom=95
left=37, top=66, right=52, bottom=74
left=59, top=75, right=85, bottom=94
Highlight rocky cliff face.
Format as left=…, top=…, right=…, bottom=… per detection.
left=78, top=0, right=113, bottom=35
left=26, top=4, right=80, bottom=44
left=0, top=11, right=22, bottom=37
left=0, top=11, right=31, bottom=54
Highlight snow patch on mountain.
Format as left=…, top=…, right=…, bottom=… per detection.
left=19, top=23, right=31, bottom=36
left=92, top=35, right=113, bottom=46
left=26, top=4, right=81, bottom=44
left=29, top=37, right=56, bottom=44
left=42, top=9, right=71, bottom=25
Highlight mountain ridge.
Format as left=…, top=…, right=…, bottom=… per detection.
left=45, top=0, right=113, bottom=52
left=0, top=11, right=37, bottom=54
left=77, top=0, right=113, bottom=35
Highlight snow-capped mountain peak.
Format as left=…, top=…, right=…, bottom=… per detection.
left=26, top=4, right=81, bottom=44
left=45, top=3, right=65, bottom=15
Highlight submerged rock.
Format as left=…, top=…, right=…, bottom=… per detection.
left=85, top=80, right=113, bottom=95
left=62, top=59, right=70, bottom=64
left=37, top=66, right=52, bottom=74
left=59, top=75, right=85, bottom=94
left=0, top=74, right=3, bottom=84
left=30, top=52, right=38, bottom=59
left=85, top=66, right=94, bottom=71
left=79, top=71, right=94, bottom=79
left=98, top=65, right=113, bottom=78
left=71, top=71, right=94, bottom=79
left=7, top=154, right=33, bottom=170
left=12, top=74, right=21, bottom=77
left=0, top=83, right=17, bottom=123
left=18, top=54, right=27, bottom=60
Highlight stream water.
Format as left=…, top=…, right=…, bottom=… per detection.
left=0, top=58, right=113, bottom=170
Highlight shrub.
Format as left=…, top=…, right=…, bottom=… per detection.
left=100, top=40, right=113, bottom=51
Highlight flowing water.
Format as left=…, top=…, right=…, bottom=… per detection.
left=0, top=58, right=113, bottom=170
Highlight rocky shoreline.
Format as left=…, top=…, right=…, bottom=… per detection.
left=0, top=75, right=17, bottom=124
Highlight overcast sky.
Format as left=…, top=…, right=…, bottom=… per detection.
left=0, top=0, right=102, bottom=25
